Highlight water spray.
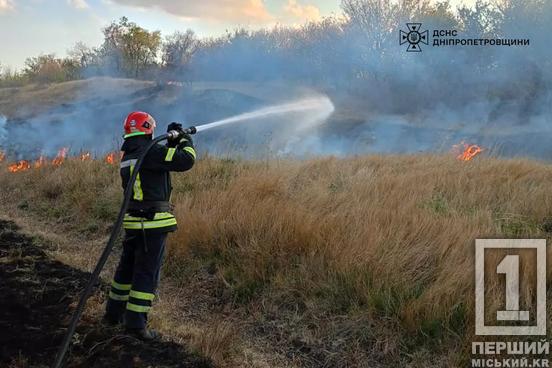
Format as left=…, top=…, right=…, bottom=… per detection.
left=52, top=95, right=334, bottom=368
left=190, top=96, right=334, bottom=133
left=173, top=96, right=334, bottom=137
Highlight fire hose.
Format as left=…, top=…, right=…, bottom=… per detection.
left=52, top=127, right=197, bottom=368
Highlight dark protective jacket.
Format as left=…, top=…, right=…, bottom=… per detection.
left=120, top=135, right=196, bottom=233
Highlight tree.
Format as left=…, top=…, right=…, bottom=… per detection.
left=68, top=42, right=99, bottom=70
left=100, top=17, right=162, bottom=78
left=23, top=54, right=79, bottom=84
left=162, top=30, right=198, bottom=73
left=0, top=62, right=25, bottom=87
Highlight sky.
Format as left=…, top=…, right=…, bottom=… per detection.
left=0, top=0, right=476, bottom=69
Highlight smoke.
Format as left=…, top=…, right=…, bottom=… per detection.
left=1, top=0, right=552, bottom=160
left=0, top=81, right=335, bottom=159
left=181, top=0, right=552, bottom=158
left=0, top=115, right=7, bottom=147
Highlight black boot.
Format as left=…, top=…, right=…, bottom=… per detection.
left=102, top=314, right=123, bottom=326
left=125, top=328, right=160, bottom=341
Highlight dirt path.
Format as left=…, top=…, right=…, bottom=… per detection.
left=0, top=219, right=212, bottom=368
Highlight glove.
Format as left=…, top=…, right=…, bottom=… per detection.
left=167, top=122, right=184, bottom=147
left=167, top=122, right=183, bottom=133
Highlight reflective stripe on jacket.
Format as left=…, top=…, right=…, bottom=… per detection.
left=120, top=135, right=195, bottom=233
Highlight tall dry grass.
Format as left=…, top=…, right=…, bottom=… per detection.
left=1, top=154, right=551, bottom=365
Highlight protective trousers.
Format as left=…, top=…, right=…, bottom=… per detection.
left=105, top=231, right=167, bottom=329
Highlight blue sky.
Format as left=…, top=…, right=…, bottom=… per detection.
left=0, top=0, right=474, bottom=69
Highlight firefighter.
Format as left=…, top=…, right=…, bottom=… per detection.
left=104, top=111, right=196, bottom=340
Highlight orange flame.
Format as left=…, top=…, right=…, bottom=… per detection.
left=6, top=147, right=122, bottom=173
left=104, top=152, right=116, bottom=165
left=8, top=160, right=31, bottom=173
left=52, top=147, right=69, bottom=166
left=452, top=142, right=483, bottom=161
left=80, top=152, right=91, bottom=161
left=34, top=155, right=48, bottom=169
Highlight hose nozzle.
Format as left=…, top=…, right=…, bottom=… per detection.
left=183, top=126, right=197, bottom=135
left=167, top=126, right=197, bottom=140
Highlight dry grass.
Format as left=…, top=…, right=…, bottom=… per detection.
left=0, top=77, right=153, bottom=118
left=1, top=154, right=551, bottom=367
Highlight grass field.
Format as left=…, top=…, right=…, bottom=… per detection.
left=0, top=153, right=551, bottom=367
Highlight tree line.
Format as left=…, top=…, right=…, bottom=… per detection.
left=1, top=14, right=208, bottom=86
left=0, top=0, right=549, bottom=117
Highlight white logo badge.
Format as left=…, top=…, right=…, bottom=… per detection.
left=475, top=239, right=546, bottom=335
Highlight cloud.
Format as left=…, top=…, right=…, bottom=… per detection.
left=111, top=0, right=273, bottom=23
left=0, top=0, right=15, bottom=13
left=68, top=0, right=89, bottom=9
left=283, top=0, right=321, bottom=23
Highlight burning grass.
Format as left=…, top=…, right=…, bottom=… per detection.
left=0, top=154, right=551, bottom=366
left=452, top=141, right=483, bottom=161
left=2, top=149, right=118, bottom=173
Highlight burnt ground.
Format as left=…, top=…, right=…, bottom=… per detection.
left=0, top=220, right=212, bottom=368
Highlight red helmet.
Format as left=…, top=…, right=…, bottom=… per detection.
left=123, top=111, right=157, bottom=138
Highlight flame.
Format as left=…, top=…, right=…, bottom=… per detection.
left=8, top=160, right=31, bottom=173
left=52, top=147, right=69, bottom=166
left=452, top=141, right=484, bottom=161
left=34, top=155, right=48, bottom=169
left=104, top=152, right=116, bottom=165
left=80, top=152, right=91, bottom=161
left=6, top=147, right=122, bottom=173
